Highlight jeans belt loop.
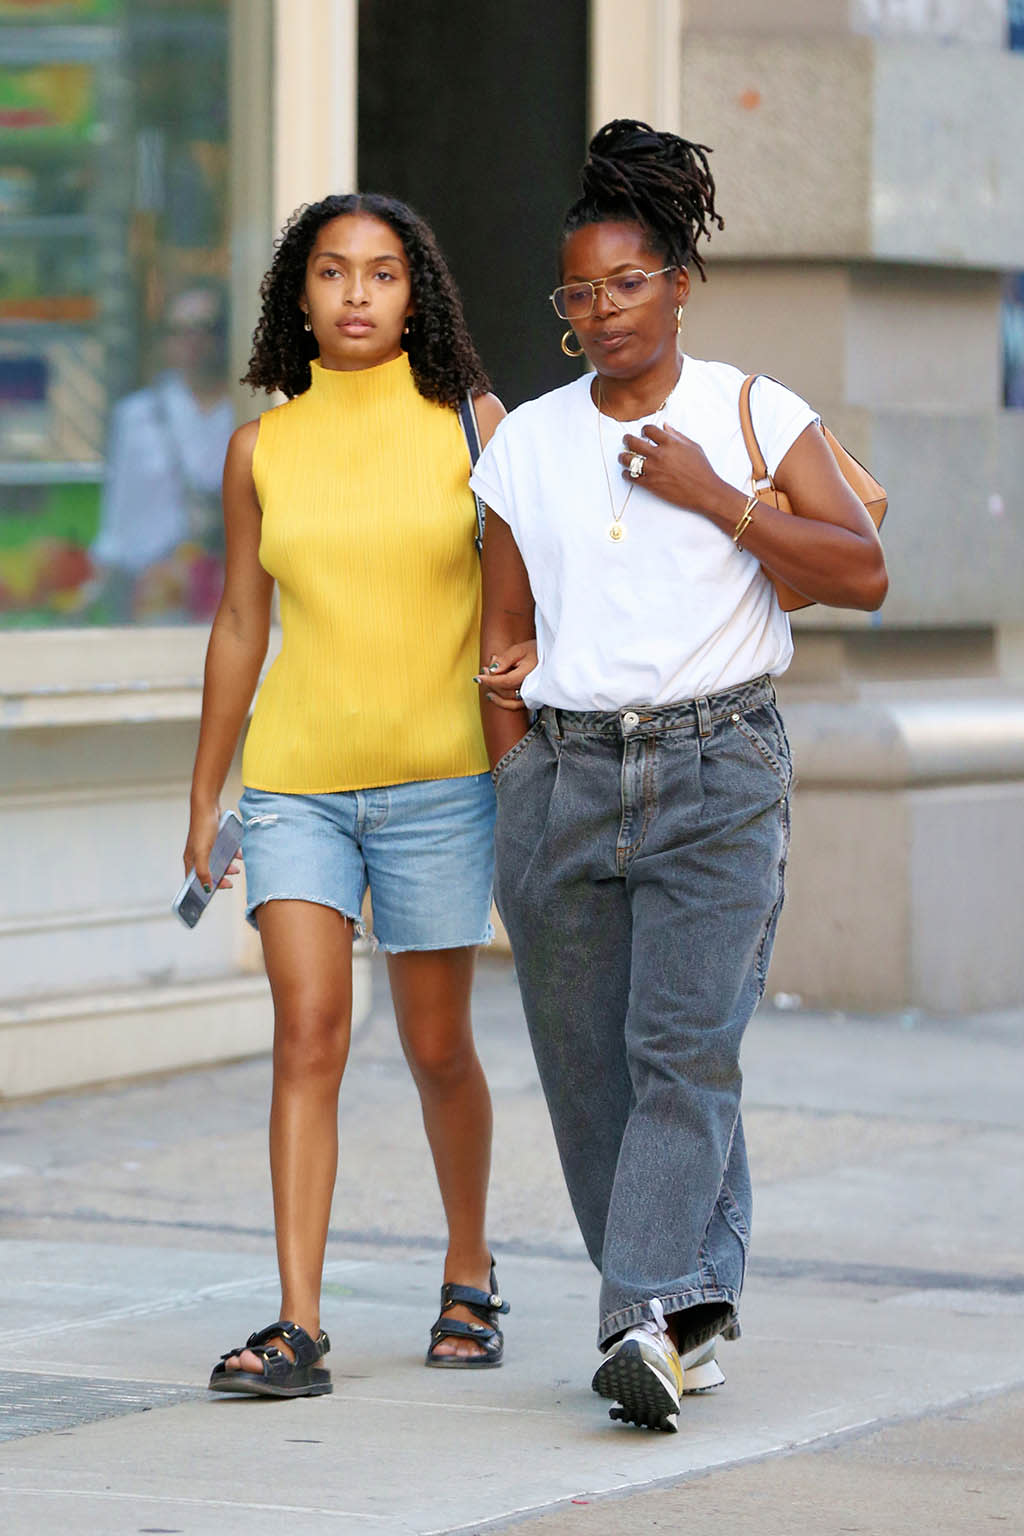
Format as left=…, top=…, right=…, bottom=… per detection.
left=695, top=695, right=713, bottom=739
left=542, top=705, right=563, bottom=742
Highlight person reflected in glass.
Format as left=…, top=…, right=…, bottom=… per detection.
left=92, top=282, right=233, bottom=622
left=473, top=120, right=888, bottom=1433
left=184, top=194, right=508, bottom=1398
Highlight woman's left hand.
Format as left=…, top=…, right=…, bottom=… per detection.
left=474, top=639, right=537, bottom=712
left=619, top=425, right=730, bottom=518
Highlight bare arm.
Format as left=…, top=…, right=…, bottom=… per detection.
left=472, top=390, right=505, bottom=446
left=621, top=420, right=888, bottom=611
left=468, top=391, right=538, bottom=764
left=184, top=419, right=274, bottom=886
left=478, top=508, right=537, bottom=769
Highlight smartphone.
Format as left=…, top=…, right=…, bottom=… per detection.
left=173, top=809, right=244, bottom=929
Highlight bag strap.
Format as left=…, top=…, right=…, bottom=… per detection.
left=738, top=373, right=773, bottom=490
left=457, top=393, right=486, bottom=556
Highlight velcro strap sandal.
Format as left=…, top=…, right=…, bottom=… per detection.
left=425, top=1260, right=510, bottom=1369
left=208, top=1320, right=332, bottom=1397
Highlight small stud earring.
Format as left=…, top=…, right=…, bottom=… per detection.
left=560, top=329, right=584, bottom=359
left=303, top=315, right=312, bottom=333
left=403, top=319, right=411, bottom=336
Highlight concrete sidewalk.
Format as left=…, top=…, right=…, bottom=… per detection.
left=1, top=955, right=1022, bottom=1533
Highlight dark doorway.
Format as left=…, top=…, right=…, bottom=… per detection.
left=358, top=0, right=589, bottom=408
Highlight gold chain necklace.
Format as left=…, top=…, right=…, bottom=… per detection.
left=595, top=363, right=682, bottom=543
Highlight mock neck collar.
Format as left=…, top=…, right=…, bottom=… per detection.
left=307, top=350, right=413, bottom=402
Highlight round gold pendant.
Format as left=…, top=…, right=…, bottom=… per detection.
left=609, top=523, right=625, bottom=542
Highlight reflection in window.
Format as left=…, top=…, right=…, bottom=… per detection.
left=1001, top=6, right=1024, bottom=407
left=1011, top=0, right=1024, bottom=50
left=852, top=0, right=1005, bottom=45
left=0, top=0, right=234, bottom=627
left=1004, top=276, right=1024, bottom=408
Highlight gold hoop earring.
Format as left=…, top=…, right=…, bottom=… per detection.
left=561, top=329, right=584, bottom=359
left=303, top=315, right=312, bottom=333
left=675, top=305, right=685, bottom=335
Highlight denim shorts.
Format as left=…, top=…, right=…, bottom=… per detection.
left=238, top=773, right=496, bottom=952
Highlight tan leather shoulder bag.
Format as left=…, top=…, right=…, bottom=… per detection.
left=738, top=373, right=887, bottom=613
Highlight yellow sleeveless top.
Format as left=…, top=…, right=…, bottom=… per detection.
left=242, top=353, right=489, bottom=793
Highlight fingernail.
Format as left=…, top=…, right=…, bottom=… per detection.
left=472, top=675, right=481, bottom=683
left=486, top=692, right=496, bottom=702
left=488, top=663, right=500, bottom=672
left=202, top=883, right=212, bottom=894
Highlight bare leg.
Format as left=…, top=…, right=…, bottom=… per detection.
left=387, top=947, right=494, bottom=1359
left=228, top=900, right=353, bottom=1373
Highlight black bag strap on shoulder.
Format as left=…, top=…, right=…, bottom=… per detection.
left=458, top=393, right=486, bottom=556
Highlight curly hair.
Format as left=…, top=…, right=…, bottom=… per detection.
left=243, top=193, right=490, bottom=404
left=561, top=119, right=724, bottom=281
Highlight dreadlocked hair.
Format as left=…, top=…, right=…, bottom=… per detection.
left=243, top=193, right=490, bottom=405
left=562, top=119, right=723, bottom=281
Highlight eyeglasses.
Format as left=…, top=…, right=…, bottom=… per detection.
left=549, top=265, right=677, bottom=321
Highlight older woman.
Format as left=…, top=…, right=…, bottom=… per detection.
left=473, top=120, right=886, bottom=1432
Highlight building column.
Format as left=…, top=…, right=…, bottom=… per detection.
left=273, top=0, right=357, bottom=229
left=588, top=5, right=1024, bottom=1010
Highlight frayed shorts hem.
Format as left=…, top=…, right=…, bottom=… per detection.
left=245, top=893, right=366, bottom=934
left=246, top=896, right=494, bottom=955
left=375, top=924, right=495, bottom=955
left=598, top=1287, right=739, bottom=1351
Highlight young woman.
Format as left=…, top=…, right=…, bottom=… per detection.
left=472, top=121, right=887, bottom=1433
left=184, top=193, right=509, bottom=1397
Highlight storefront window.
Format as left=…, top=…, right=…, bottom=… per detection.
left=1, top=0, right=239, bottom=627
left=1005, top=9, right=1024, bottom=404
left=1004, top=274, right=1024, bottom=407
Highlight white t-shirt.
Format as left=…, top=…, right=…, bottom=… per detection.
left=470, top=356, right=818, bottom=710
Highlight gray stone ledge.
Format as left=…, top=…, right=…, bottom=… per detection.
left=0, top=626, right=280, bottom=730
left=0, top=953, right=372, bottom=1100
left=783, top=692, right=1024, bottom=787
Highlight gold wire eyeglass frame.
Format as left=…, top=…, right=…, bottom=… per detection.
left=548, top=264, right=677, bottom=320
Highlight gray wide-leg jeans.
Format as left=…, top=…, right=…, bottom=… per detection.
left=493, top=676, right=791, bottom=1353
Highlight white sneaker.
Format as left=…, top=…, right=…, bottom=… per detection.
left=680, top=1336, right=726, bottom=1395
left=591, top=1299, right=684, bottom=1432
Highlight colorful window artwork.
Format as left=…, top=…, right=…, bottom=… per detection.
left=0, top=0, right=236, bottom=626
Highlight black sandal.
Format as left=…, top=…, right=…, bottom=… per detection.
left=208, top=1320, right=332, bottom=1398
left=425, top=1259, right=509, bottom=1369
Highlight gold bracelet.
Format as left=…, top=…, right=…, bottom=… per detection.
left=733, top=493, right=759, bottom=547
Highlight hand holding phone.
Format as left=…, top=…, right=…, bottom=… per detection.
left=174, top=809, right=244, bottom=928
